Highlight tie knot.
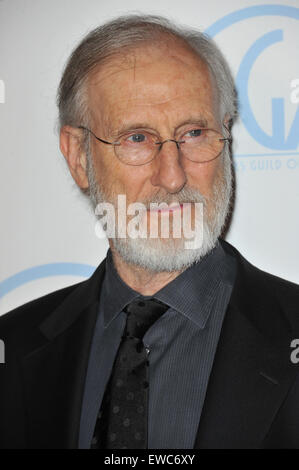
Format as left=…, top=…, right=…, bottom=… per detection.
left=123, top=298, right=169, bottom=339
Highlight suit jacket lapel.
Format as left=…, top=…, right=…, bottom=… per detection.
left=21, top=258, right=106, bottom=449
left=194, top=242, right=299, bottom=449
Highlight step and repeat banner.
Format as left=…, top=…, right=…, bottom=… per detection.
left=0, top=0, right=298, bottom=315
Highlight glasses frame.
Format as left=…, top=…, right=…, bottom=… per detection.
left=78, top=124, right=232, bottom=166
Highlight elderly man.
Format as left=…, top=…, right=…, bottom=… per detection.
left=0, top=15, right=299, bottom=450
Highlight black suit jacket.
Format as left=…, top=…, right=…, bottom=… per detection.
left=0, top=240, right=299, bottom=449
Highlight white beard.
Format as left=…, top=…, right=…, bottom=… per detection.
left=86, top=149, right=233, bottom=273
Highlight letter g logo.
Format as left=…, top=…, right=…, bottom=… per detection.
left=206, top=5, right=299, bottom=153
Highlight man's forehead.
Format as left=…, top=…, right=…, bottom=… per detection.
left=87, top=43, right=217, bottom=128
left=88, top=42, right=211, bottom=95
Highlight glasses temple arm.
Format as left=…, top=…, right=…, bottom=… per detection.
left=78, top=126, right=116, bottom=146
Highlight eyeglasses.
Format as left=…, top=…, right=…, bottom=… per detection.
left=78, top=125, right=231, bottom=166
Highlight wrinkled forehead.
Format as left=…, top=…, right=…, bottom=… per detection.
left=86, top=41, right=219, bottom=129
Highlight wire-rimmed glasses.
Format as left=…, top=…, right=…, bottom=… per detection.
left=78, top=125, right=231, bottom=166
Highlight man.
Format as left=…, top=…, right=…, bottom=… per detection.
left=0, top=15, right=299, bottom=450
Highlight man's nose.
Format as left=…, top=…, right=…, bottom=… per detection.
left=150, top=140, right=187, bottom=193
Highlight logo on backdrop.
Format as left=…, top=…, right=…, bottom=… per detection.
left=236, top=30, right=298, bottom=151
left=1, top=4, right=298, bottom=299
left=205, top=4, right=299, bottom=172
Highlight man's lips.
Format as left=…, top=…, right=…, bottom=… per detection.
left=147, top=203, right=186, bottom=213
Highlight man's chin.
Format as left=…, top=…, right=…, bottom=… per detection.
left=109, top=233, right=216, bottom=273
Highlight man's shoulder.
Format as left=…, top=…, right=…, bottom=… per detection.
left=0, top=280, right=85, bottom=335
left=221, top=239, right=299, bottom=330
left=0, top=256, right=107, bottom=339
left=0, top=257, right=107, bottom=361
left=221, top=239, right=299, bottom=290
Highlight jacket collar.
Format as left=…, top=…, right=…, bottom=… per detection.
left=39, top=258, right=106, bottom=341
left=21, top=257, right=107, bottom=448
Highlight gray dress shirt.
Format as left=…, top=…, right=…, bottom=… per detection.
left=79, top=240, right=237, bottom=449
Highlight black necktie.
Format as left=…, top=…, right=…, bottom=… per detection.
left=90, top=297, right=169, bottom=449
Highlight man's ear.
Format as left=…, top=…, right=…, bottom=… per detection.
left=60, top=125, right=89, bottom=189
left=223, top=113, right=232, bottom=132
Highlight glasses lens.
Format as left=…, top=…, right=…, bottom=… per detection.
left=115, top=131, right=158, bottom=165
left=180, top=129, right=225, bottom=162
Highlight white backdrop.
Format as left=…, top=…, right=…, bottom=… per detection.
left=0, top=0, right=298, bottom=316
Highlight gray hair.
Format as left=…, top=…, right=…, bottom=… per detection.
left=57, top=14, right=238, bottom=138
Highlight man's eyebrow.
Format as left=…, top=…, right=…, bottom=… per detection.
left=110, top=122, right=155, bottom=137
left=110, top=116, right=209, bottom=137
left=174, top=117, right=209, bottom=131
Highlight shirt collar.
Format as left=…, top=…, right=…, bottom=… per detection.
left=101, top=240, right=236, bottom=329
left=153, top=241, right=235, bottom=328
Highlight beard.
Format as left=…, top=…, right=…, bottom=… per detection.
left=85, top=148, right=233, bottom=273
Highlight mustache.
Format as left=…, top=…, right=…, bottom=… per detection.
left=91, top=176, right=208, bottom=210
left=140, top=186, right=207, bottom=209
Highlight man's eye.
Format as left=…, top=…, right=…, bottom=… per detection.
left=127, top=133, right=147, bottom=143
left=185, top=129, right=203, bottom=138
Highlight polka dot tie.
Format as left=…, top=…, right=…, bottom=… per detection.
left=90, top=298, right=169, bottom=449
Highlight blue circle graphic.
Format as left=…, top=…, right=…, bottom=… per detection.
left=205, top=5, right=299, bottom=154
left=0, top=263, right=95, bottom=299
left=204, top=4, right=299, bottom=37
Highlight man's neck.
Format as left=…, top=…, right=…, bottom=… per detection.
left=109, top=244, right=183, bottom=296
